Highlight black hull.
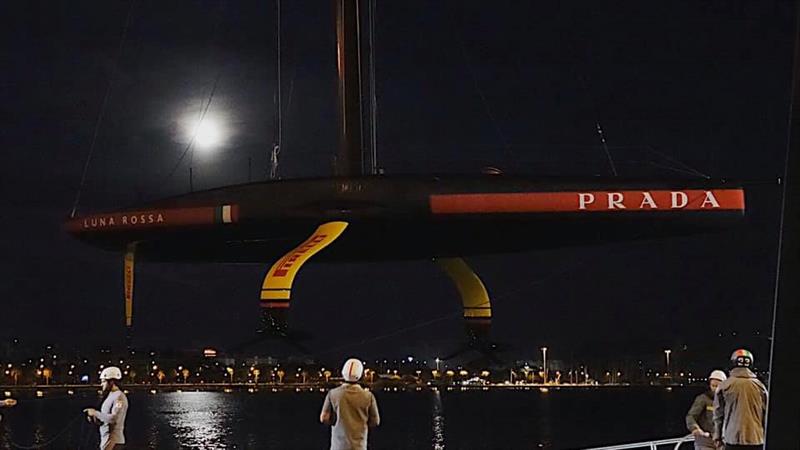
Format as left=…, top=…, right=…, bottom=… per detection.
left=66, top=175, right=746, bottom=262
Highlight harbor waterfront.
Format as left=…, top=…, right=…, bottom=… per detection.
left=0, top=384, right=700, bottom=449
left=0, top=344, right=764, bottom=447
left=3, top=0, right=794, bottom=446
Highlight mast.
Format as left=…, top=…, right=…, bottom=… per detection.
left=765, top=4, right=800, bottom=447
left=334, top=0, right=375, bottom=176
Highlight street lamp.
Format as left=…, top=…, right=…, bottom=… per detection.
left=664, top=349, right=672, bottom=377
left=435, top=357, right=441, bottom=372
left=541, top=347, right=548, bottom=384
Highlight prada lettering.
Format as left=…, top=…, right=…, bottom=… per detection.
left=428, top=189, right=742, bottom=214
left=578, top=191, right=721, bottom=210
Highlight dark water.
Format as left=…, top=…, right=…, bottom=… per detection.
left=0, top=387, right=699, bottom=449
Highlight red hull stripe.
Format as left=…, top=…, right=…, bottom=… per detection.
left=430, top=189, right=744, bottom=214
left=65, top=205, right=240, bottom=233
left=260, top=301, right=290, bottom=309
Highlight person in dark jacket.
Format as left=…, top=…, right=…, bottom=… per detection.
left=686, top=369, right=727, bottom=450
left=713, top=349, right=768, bottom=450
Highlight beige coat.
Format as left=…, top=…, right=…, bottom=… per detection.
left=712, top=367, right=767, bottom=445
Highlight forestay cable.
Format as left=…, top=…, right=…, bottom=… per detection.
left=70, top=0, right=137, bottom=218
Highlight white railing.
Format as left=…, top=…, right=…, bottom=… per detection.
left=584, top=434, right=695, bottom=450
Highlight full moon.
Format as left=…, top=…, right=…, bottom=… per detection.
left=193, top=119, right=222, bottom=150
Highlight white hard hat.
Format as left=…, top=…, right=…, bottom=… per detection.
left=100, top=366, right=123, bottom=381
left=341, top=358, right=364, bottom=382
left=709, top=370, right=727, bottom=382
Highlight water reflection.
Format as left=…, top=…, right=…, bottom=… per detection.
left=537, top=389, right=553, bottom=449
left=432, top=390, right=445, bottom=450
left=155, top=392, right=233, bottom=448
left=32, top=424, right=46, bottom=447
left=146, top=421, right=160, bottom=450
left=0, top=388, right=699, bottom=449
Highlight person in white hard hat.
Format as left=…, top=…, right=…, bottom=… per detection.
left=83, top=366, right=129, bottom=450
left=320, top=358, right=380, bottom=450
left=686, top=369, right=727, bottom=450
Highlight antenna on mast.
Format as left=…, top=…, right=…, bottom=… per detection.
left=594, top=120, right=618, bottom=176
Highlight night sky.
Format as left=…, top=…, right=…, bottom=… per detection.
left=0, top=1, right=795, bottom=370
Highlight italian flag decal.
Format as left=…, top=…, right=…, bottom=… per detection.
left=215, top=204, right=237, bottom=224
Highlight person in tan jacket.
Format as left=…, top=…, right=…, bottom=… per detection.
left=320, top=358, right=380, bottom=450
left=713, top=349, right=768, bottom=450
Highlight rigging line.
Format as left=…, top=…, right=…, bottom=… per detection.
left=319, top=256, right=604, bottom=349
left=161, top=1, right=226, bottom=192
left=163, top=69, right=224, bottom=184
left=272, top=22, right=298, bottom=180
left=270, top=0, right=282, bottom=180
left=490, top=254, right=613, bottom=304
left=320, top=199, right=656, bottom=356
left=577, top=66, right=705, bottom=178
left=450, top=12, right=511, bottom=163
left=283, top=63, right=297, bottom=121
left=367, top=0, right=379, bottom=174
left=69, top=0, right=137, bottom=218
left=341, top=252, right=605, bottom=326
left=577, top=74, right=619, bottom=177
left=188, top=96, right=204, bottom=191
left=644, top=160, right=712, bottom=178
left=595, top=120, right=618, bottom=176
left=642, top=145, right=711, bottom=179
left=767, top=3, right=800, bottom=408
left=454, top=250, right=626, bottom=309
left=9, top=412, right=83, bottom=449
left=79, top=417, right=94, bottom=450
left=322, top=243, right=645, bottom=342
left=279, top=0, right=299, bottom=148
left=353, top=0, right=367, bottom=175
left=317, top=312, right=462, bottom=356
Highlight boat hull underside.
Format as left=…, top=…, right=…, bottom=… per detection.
left=100, top=213, right=740, bottom=263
